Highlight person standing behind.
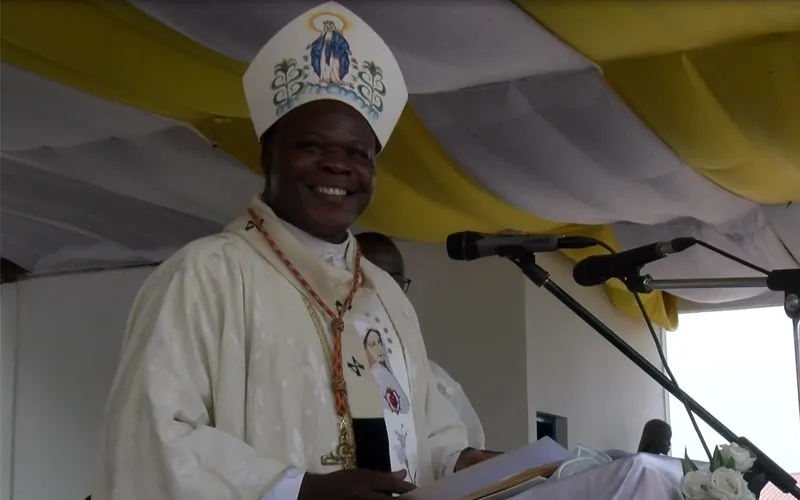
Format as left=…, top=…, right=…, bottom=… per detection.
left=355, top=232, right=487, bottom=449
left=637, top=419, right=672, bottom=455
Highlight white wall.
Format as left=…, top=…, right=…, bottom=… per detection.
left=0, top=243, right=666, bottom=499
left=397, top=241, right=528, bottom=451
left=524, top=252, right=667, bottom=451
left=1, top=284, right=19, bottom=500
left=3, top=267, right=152, bottom=500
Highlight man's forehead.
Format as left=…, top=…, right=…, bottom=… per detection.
left=259, top=98, right=385, bottom=152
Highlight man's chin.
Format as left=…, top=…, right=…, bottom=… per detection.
left=304, top=202, right=364, bottom=239
left=305, top=215, right=355, bottom=243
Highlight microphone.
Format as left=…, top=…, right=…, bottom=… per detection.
left=572, top=237, right=697, bottom=287
left=446, top=231, right=599, bottom=261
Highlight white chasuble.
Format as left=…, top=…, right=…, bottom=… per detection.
left=92, top=197, right=468, bottom=500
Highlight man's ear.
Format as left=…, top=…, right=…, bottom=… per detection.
left=259, top=131, right=273, bottom=177
left=260, top=129, right=283, bottom=200
left=260, top=128, right=280, bottom=192
left=259, top=142, right=270, bottom=197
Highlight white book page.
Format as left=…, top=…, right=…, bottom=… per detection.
left=402, top=437, right=570, bottom=500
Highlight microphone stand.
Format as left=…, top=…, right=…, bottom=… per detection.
left=507, top=254, right=800, bottom=499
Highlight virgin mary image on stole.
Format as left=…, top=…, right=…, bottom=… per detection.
left=363, top=328, right=411, bottom=414
left=307, top=15, right=352, bottom=86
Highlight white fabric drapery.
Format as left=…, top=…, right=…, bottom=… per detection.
left=1, top=0, right=796, bottom=308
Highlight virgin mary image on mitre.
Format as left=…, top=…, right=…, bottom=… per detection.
left=308, top=17, right=352, bottom=86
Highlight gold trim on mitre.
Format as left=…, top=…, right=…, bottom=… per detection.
left=243, top=1, right=408, bottom=149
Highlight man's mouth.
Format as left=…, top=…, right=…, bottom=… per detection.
left=312, top=185, right=350, bottom=197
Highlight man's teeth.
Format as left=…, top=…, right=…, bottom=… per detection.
left=314, top=186, right=348, bottom=196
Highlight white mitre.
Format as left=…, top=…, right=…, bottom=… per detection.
left=243, top=1, right=408, bottom=149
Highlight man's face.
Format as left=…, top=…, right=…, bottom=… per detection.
left=366, top=247, right=404, bottom=279
left=263, top=101, right=377, bottom=242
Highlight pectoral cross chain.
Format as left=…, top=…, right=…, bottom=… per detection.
left=246, top=217, right=363, bottom=472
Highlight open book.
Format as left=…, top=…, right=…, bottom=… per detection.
left=401, top=437, right=570, bottom=500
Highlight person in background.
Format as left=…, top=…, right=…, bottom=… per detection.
left=93, top=4, right=498, bottom=500
left=637, top=419, right=672, bottom=455
left=355, top=232, right=487, bottom=449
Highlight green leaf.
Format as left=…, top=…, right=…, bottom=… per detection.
left=682, top=448, right=699, bottom=474
left=710, top=447, right=724, bottom=471
left=727, top=457, right=736, bottom=470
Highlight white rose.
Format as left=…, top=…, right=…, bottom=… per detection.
left=719, top=443, right=756, bottom=472
left=707, top=468, right=751, bottom=500
left=681, top=470, right=713, bottom=500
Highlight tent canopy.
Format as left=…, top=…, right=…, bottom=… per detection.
left=2, top=1, right=799, bottom=330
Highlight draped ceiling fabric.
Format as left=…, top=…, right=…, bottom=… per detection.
left=2, top=1, right=799, bottom=331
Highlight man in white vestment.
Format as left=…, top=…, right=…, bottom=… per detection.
left=355, top=231, right=487, bottom=449
left=93, top=3, right=498, bottom=500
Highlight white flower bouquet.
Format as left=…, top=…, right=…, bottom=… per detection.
left=680, top=443, right=757, bottom=500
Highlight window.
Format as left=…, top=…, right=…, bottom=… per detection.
left=666, top=306, right=799, bottom=474
left=536, top=411, right=568, bottom=448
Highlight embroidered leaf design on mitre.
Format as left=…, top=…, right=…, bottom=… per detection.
left=355, top=61, right=386, bottom=117
left=271, top=58, right=307, bottom=107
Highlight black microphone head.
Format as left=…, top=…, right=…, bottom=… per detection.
left=446, top=231, right=482, bottom=261
left=572, top=255, right=609, bottom=287
left=670, top=237, right=697, bottom=253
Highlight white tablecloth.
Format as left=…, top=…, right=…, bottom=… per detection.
left=514, top=453, right=683, bottom=500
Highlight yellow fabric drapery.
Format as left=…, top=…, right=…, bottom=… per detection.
left=1, top=0, right=677, bottom=329
left=517, top=1, right=800, bottom=204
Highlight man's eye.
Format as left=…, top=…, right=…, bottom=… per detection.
left=349, top=148, right=371, bottom=160
left=299, top=141, right=323, bottom=151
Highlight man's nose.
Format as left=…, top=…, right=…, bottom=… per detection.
left=319, top=148, right=353, bottom=174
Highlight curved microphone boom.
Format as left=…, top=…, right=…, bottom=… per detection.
left=572, top=237, right=697, bottom=287
left=446, top=231, right=598, bottom=261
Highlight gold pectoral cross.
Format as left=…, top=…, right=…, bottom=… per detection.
left=321, top=416, right=356, bottom=469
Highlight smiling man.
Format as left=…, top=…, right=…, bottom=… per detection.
left=93, top=3, right=495, bottom=500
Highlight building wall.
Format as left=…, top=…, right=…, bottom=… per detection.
left=3, top=267, right=148, bottom=500
left=397, top=241, right=528, bottom=451
left=1, top=284, right=19, bottom=500
left=523, top=252, right=667, bottom=451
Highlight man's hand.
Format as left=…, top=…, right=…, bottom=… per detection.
left=454, top=448, right=503, bottom=473
left=298, top=469, right=415, bottom=500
